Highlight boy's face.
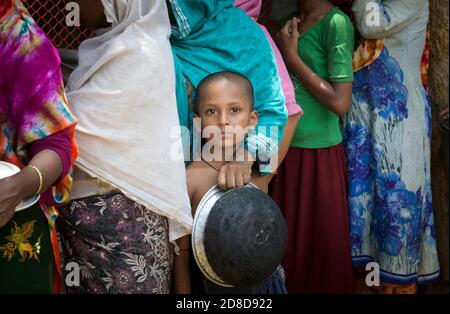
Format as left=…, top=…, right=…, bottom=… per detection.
left=196, top=79, right=258, bottom=151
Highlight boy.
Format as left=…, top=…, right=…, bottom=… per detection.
left=174, top=71, right=286, bottom=294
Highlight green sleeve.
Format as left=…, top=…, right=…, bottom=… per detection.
left=324, top=12, right=355, bottom=83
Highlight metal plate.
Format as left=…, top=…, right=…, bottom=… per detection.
left=0, top=161, right=41, bottom=212
left=191, top=183, right=259, bottom=287
left=15, top=194, right=40, bottom=212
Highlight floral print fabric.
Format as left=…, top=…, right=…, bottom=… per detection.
left=58, top=190, right=173, bottom=294
left=344, top=0, right=439, bottom=284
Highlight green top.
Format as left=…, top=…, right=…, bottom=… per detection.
left=290, top=7, right=354, bottom=149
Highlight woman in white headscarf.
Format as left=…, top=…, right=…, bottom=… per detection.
left=58, top=0, right=192, bottom=294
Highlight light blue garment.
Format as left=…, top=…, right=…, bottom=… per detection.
left=344, top=0, right=439, bottom=284
left=168, top=0, right=288, bottom=162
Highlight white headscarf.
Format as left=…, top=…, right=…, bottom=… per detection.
left=67, top=0, right=192, bottom=242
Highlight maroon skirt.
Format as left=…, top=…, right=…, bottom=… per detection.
left=269, top=144, right=354, bottom=294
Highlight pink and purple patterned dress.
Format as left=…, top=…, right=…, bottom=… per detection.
left=1, top=0, right=78, bottom=292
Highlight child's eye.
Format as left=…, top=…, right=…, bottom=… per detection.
left=231, top=108, right=241, bottom=113
left=206, top=109, right=217, bottom=114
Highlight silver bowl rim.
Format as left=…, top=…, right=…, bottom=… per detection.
left=191, top=183, right=259, bottom=287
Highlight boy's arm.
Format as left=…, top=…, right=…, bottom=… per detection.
left=172, top=167, right=198, bottom=294
left=174, top=235, right=191, bottom=294
left=251, top=169, right=270, bottom=194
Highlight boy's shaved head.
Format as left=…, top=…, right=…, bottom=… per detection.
left=194, top=71, right=255, bottom=114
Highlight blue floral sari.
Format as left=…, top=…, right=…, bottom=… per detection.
left=343, top=0, right=439, bottom=285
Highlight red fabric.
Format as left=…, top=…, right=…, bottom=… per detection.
left=50, top=226, right=62, bottom=294
left=269, top=144, right=354, bottom=293
left=421, top=31, right=430, bottom=94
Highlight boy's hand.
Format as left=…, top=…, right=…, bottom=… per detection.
left=218, top=161, right=253, bottom=190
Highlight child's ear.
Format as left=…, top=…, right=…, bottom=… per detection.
left=250, top=110, right=258, bottom=127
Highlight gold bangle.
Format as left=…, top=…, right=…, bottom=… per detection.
left=27, top=165, right=43, bottom=195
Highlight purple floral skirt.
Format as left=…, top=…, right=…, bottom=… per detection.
left=58, top=190, right=173, bottom=294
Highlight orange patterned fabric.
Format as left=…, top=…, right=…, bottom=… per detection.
left=382, top=283, right=417, bottom=294
left=353, top=39, right=385, bottom=72
left=421, top=30, right=430, bottom=94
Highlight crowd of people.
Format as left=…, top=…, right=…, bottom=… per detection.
left=0, top=0, right=440, bottom=294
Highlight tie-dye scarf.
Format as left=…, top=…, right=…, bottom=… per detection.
left=0, top=0, right=78, bottom=228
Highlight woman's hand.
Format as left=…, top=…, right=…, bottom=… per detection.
left=278, top=17, right=301, bottom=65
left=0, top=173, right=28, bottom=228
left=0, top=149, right=64, bottom=228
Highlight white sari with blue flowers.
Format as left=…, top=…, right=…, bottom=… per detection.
left=343, top=0, right=440, bottom=284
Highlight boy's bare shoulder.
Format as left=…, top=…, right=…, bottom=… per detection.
left=187, top=161, right=208, bottom=170
left=186, top=161, right=216, bottom=190
left=186, top=161, right=218, bottom=213
left=186, top=161, right=210, bottom=178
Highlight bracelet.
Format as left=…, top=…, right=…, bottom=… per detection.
left=27, top=165, right=43, bottom=196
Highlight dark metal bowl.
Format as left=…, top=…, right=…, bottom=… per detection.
left=192, top=184, right=288, bottom=288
